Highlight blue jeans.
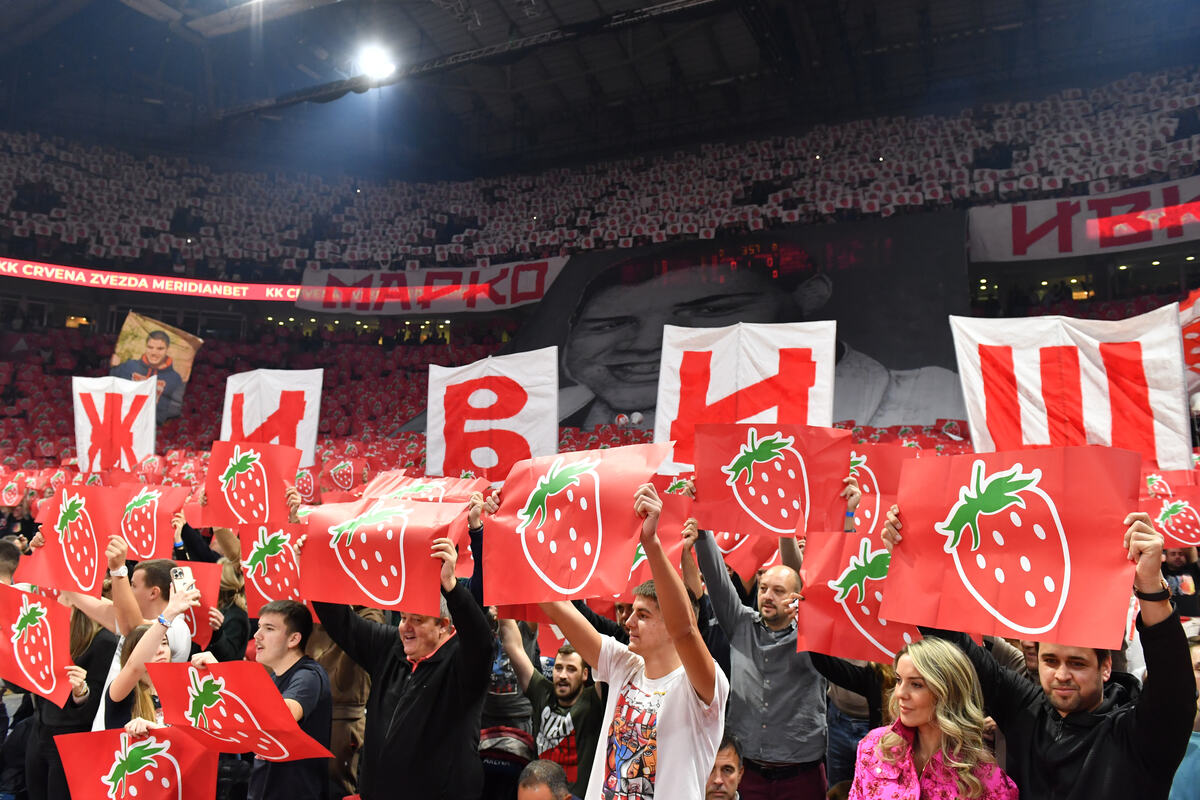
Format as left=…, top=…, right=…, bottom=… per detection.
left=825, top=702, right=872, bottom=788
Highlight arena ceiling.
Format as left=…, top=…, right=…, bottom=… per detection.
left=0, top=0, right=1198, bottom=175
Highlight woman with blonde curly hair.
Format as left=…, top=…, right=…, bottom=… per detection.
left=849, top=637, right=1017, bottom=800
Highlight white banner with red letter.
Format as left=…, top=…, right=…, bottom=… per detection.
left=72, top=377, right=156, bottom=472
left=294, top=257, right=569, bottom=315
left=969, top=175, right=1200, bottom=261
left=219, top=369, right=323, bottom=468
left=426, top=347, right=559, bottom=480
left=949, top=305, right=1191, bottom=469
left=1179, top=289, right=1200, bottom=395
left=654, top=322, right=837, bottom=470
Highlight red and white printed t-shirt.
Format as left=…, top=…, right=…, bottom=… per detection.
left=585, top=636, right=729, bottom=800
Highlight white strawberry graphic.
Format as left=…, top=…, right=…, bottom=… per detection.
left=121, top=487, right=161, bottom=560
left=721, top=428, right=808, bottom=534
left=1156, top=499, right=1200, bottom=546
left=849, top=451, right=880, bottom=533
left=517, top=456, right=602, bottom=594
left=218, top=446, right=270, bottom=524
left=328, top=503, right=411, bottom=605
left=10, top=594, right=56, bottom=695
left=1146, top=473, right=1173, bottom=499
left=936, top=460, right=1070, bottom=635
left=55, top=492, right=99, bottom=593
left=242, top=526, right=302, bottom=602
left=101, top=733, right=182, bottom=800
left=713, top=530, right=749, bottom=555
left=184, top=666, right=290, bottom=760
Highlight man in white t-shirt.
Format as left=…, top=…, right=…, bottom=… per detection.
left=540, top=484, right=729, bottom=800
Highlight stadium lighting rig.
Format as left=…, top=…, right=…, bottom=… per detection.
left=357, top=45, right=396, bottom=80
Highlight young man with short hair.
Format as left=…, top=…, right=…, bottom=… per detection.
left=541, top=484, right=729, bottom=800
left=499, top=620, right=603, bottom=797
left=194, top=599, right=332, bottom=800
left=884, top=507, right=1195, bottom=799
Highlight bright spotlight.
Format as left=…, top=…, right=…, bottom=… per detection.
left=358, top=45, right=395, bottom=80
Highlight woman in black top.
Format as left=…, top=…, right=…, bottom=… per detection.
left=26, top=608, right=119, bottom=800
left=206, top=558, right=250, bottom=662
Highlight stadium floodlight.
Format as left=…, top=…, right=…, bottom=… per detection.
left=358, top=45, right=396, bottom=80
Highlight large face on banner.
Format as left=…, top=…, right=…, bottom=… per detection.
left=564, top=262, right=804, bottom=419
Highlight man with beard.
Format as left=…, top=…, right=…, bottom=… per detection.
left=499, top=619, right=603, bottom=799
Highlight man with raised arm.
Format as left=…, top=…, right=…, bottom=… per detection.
left=883, top=506, right=1195, bottom=800
left=539, top=483, right=729, bottom=800
left=310, top=498, right=493, bottom=800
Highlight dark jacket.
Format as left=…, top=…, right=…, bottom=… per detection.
left=313, top=581, right=492, bottom=800
left=927, top=609, right=1195, bottom=800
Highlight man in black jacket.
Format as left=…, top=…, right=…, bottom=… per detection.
left=312, top=510, right=493, bottom=800
left=883, top=507, right=1195, bottom=800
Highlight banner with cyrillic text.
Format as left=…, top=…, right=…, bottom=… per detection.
left=426, top=348, right=558, bottom=480
left=294, top=258, right=569, bottom=315
left=949, top=305, right=1192, bottom=469
left=72, top=377, right=156, bottom=472
left=220, top=370, right=324, bottom=468
left=968, top=175, right=1200, bottom=261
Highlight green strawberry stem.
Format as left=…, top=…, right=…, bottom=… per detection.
left=849, top=453, right=866, bottom=476
left=329, top=504, right=408, bottom=547
left=54, top=495, right=85, bottom=536
left=939, top=461, right=1037, bottom=551
left=219, top=447, right=260, bottom=490
left=245, top=529, right=289, bottom=577
left=829, top=538, right=891, bottom=604
left=104, top=734, right=168, bottom=798
left=123, top=488, right=158, bottom=514
left=517, top=457, right=597, bottom=533
left=12, top=597, right=44, bottom=641
left=186, top=668, right=223, bottom=728
left=722, top=429, right=793, bottom=485
left=1158, top=499, right=1189, bottom=524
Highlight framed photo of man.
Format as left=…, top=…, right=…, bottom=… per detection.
left=108, top=311, right=203, bottom=423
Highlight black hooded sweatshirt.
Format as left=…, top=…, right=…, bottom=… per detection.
left=927, top=610, right=1195, bottom=800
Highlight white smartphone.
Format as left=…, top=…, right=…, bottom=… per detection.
left=170, top=566, right=195, bottom=595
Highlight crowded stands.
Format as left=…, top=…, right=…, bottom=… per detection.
left=0, top=12, right=1199, bottom=800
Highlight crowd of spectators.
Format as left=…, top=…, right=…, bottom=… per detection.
left=3, top=66, right=1200, bottom=281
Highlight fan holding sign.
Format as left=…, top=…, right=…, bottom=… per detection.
left=879, top=486, right=1194, bottom=800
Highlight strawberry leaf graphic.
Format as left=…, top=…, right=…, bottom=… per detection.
left=329, top=504, right=410, bottom=548
left=828, top=538, right=891, bottom=604
left=11, top=597, right=45, bottom=642
left=54, top=495, right=84, bottom=536
left=721, top=429, right=795, bottom=486
left=244, top=528, right=288, bottom=577
left=1158, top=499, right=1189, bottom=524
left=849, top=452, right=866, bottom=476
left=219, top=447, right=260, bottom=490
left=103, top=734, right=169, bottom=799
left=517, top=457, right=598, bottom=534
left=186, top=667, right=225, bottom=728
left=123, top=488, right=159, bottom=514
left=938, top=461, right=1039, bottom=551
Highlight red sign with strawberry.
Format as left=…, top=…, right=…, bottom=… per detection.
left=239, top=523, right=306, bottom=616
left=16, top=487, right=114, bottom=597
left=881, top=447, right=1142, bottom=648
left=360, top=471, right=490, bottom=504
left=693, top=424, right=851, bottom=538
left=797, top=530, right=922, bottom=662
left=1140, top=484, right=1200, bottom=546
left=846, top=444, right=919, bottom=536
left=55, top=727, right=219, bottom=800
left=484, top=443, right=672, bottom=605
left=0, top=583, right=72, bottom=705
left=118, top=485, right=190, bottom=560
left=204, top=441, right=301, bottom=527
left=175, top=561, right=221, bottom=652
left=148, top=662, right=333, bottom=762
left=300, top=498, right=468, bottom=615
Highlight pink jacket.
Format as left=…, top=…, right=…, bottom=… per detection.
left=849, top=723, right=1018, bottom=800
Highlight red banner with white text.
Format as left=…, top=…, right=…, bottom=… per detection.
left=968, top=175, right=1200, bottom=261
left=294, top=257, right=569, bottom=315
